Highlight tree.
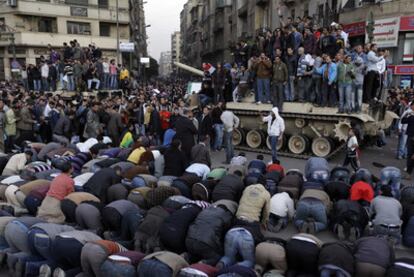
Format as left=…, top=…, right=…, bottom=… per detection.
left=144, top=57, right=159, bottom=78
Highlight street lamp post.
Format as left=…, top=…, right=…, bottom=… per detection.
left=366, top=11, right=375, bottom=44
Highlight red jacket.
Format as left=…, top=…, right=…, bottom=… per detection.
left=266, top=163, right=285, bottom=177
left=350, top=181, right=374, bottom=203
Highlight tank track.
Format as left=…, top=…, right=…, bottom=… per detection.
left=231, top=109, right=355, bottom=160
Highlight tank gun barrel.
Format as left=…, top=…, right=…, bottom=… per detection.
left=174, top=62, right=204, bottom=77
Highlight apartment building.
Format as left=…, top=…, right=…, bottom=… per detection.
left=0, top=0, right=130, bottom=79
left=340, top=0, right=414, bottom=87
left=171, top=31, right=181, bottom=75
left=180, top=0, right=341, bottom=66
left=159, top=51, right=172, bottom=77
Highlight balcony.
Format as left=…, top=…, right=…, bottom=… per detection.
left=216, top=0, right=231, bottom=9
left=256, top=0, right=269, bottom=6
left=1, top=31, right=119, bottom=50
left=9, top=0, right=129, bottom=23
left=238, top=3, right=248, bottom=17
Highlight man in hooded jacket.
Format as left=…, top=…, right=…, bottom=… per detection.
left=262, top=107, right=285, bottom=162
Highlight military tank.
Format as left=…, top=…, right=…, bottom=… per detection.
left=175, top=62, right=398, bottom=159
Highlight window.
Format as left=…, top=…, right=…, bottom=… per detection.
left=65, top=0, right=88, bottom=6
left=99, top=22, right=110, bottom=37
left=98, top=0, right=108, bottom=9
left=67, top=21, right=91, bottom=35
left=403, top=33, right=414, bottom=62
left=0, top=18, right=5, bottom=32
left=38, top=17, right=57, bottom=33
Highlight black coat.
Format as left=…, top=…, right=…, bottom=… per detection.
left=211, top=174, right=245, bottom=203
left=401, top=113, right=414, bottom=138
left=163, top=147, right=188, bottom=177
left=354, top=236, right=394, bottom=269
left=318, top=243, right=354, bottom=275
left=83, top=168, right=121, bottom=204
left=159, top=205, right=201, bottom=253
left=332, top=200, right=368, bottom=230
left=199, top=114, right=213, bottom=138
left=173, top=116, right=197, bottom=159
left=186, top=206, right=234, bottom=254
left=149, top=110, right=162, bottom=136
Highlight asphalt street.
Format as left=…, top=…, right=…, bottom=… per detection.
left=210, top=134, right=414, bottom=258
left=0, top=136, right=411, bottom=277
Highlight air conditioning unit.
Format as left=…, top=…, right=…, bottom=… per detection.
left=7, top=0, right=17, bottom=8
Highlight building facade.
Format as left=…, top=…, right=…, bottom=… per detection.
left=171, top=31, right=181, bottom=75
left=180, top=0, right=342, bottom=67
left=159, top=51, right=172, bottom=77
left=0, top=0, right=131, bottom=80
left=129, top=0, right=148, bottom=69
left=339, top=0, right=414, bottom=87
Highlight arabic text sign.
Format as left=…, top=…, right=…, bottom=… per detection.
left=368, top=17, right=400, bottom=48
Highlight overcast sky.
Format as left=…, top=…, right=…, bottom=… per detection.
left=144, top=0, right=187, bottom=61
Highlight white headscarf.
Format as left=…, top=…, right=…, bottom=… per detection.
left=272, top=107, right=280, bottom=120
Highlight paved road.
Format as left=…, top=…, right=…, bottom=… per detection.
left=210, top=135, right=414, bottom=258
left=0, top=137, right=411, bottom=276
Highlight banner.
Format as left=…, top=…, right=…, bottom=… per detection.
left=389, top=65, right=414, bottom=75
left=368, top=17, right=400, bottom=48
left=343, top=21, right=365, bottom=37
left=119, top=42, right=134, bottom=53
left=400, top=16, right=414, bottom=31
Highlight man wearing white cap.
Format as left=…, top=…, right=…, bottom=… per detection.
left=262, top=108, right=285, bottom=162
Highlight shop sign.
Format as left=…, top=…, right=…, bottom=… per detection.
left=343, top=21, right=365, bottom=37
left=368, top=17, right=400, bottom=48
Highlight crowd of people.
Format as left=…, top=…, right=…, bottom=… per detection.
left=0, top=14, right=413, bottom=277
left=198, top=20, right=392, bottom=115
left=0, top=129, right=413, bottom=276
left=10, top=41, right=133, bottom=93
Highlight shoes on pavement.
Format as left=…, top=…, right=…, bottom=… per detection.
left=53, top=268, right=66, bottom=277
left=299, top=222, right=308, bottom=233
left=349, top=227, right=359, bottom=242
left=256, top=101, right=262, bottom=105
left=307, top=220, right=316, bottom=235
left=337, top=224, right=346, bottom=241
left=39, top=264, right=52, bottom=277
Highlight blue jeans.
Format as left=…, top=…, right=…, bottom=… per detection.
left=311, top=76, right=322, bottom=104
left=138, top=259, right=172, bottom=277
left=397, top=133, right=408, bottom=159
left=220, top=228, right=255, bottom=268
left=294, top=198, right=327, bottom=232
left=130, top=176, right=147, bottom=188
left=213, top=124, right=224, bottom=150
left=67, top=75, right=75, bottom=91
left=354, top=84, right=363, bottom=112
left=268, top=214, right=288, bottom=232
left=41, top=78, right=49, bottom=92
left=269, top=136, right=278, bottom=162
left=199, top=94, right=213, bottom=106
left=256, top=78, right=270, bottom=102
left=373, top=224, right=401, bottom=243
left=338, top=83, right=352, bottom=112
left=320, top=266, right=348, bottom=277
left=284, top=76, right=295, bottom=101
left=33, top=80, right=41, bottom=91
left=103, top=73, right=110, bottom=89
left=88, top=79, right=101, bottom=90
left=100, top=260, right=136, bottom=277
left=110, top=75, right=118, bottom=89
left=380, top=167, right=401, bottom=199
left=28, top=228, right=55, bottom=264
left=224, top=130, right=234, bottom=163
